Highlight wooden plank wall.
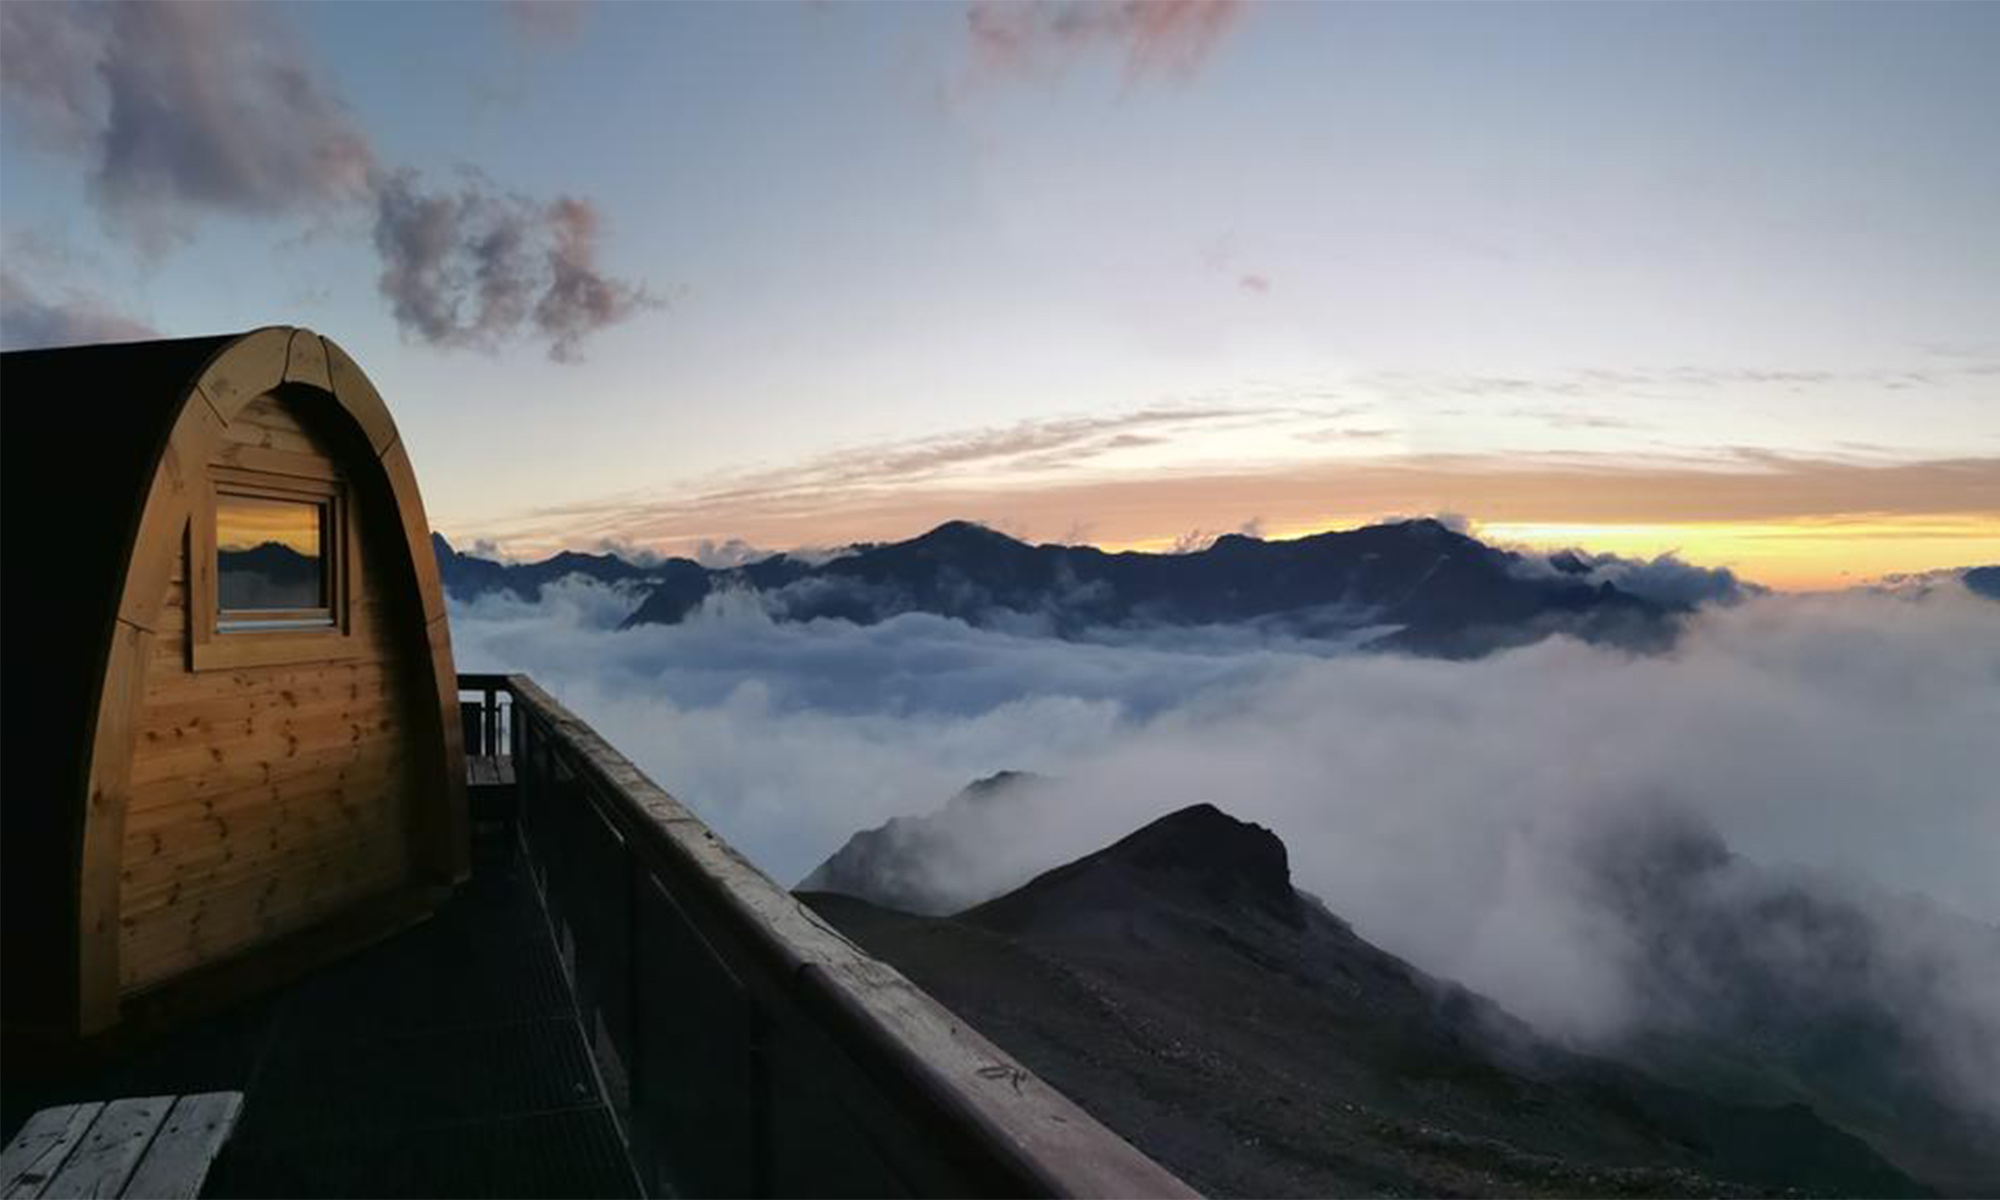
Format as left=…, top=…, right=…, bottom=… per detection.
left=117, top=394, right=424, bottom=995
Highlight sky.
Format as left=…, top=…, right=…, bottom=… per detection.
left=3, top=1, right=1996, bottom=588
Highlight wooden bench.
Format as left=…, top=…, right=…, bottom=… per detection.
left=1, top=1094, right=242, bottom=1200
left=466, top=754, right=516, bottom=789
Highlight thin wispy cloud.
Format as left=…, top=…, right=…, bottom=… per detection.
left=457, top=402, right=1321, bottom=550
left=1292, top=427, right=1397, bottom=444
left=1511, top=408, right=1649, bottom=432
left=454, top=392, right=2000, bottom=576
left=695, top=404, right=1303, bottom=499
left=966, top=0, right=1247, bottom=83
left=499, top=0, right=591, bottom=47
left=1356, top=363, right=1988, bottom=403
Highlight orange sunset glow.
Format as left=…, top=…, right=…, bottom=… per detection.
left=471, top=448, right=1999, bottom=591
left=215, top=495, right=323, bottom=556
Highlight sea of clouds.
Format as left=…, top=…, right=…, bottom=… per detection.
left=450, top=575, right=2000, bottom=1121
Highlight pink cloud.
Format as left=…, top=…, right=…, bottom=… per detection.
left=500, top=0, right=589, bottom=46
left=967, top=0, right=1246, bottom=82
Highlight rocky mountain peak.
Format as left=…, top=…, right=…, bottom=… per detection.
left=1103, top=803, right=1296, bottom=912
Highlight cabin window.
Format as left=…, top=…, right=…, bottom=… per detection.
left=216, top=493, right=332, bottom=628
left=190, top=466, right=358, bottom=669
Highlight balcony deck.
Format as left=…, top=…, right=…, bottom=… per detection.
left=3, top=825, right=639, bottom=1198
left=5, top=674, right=1189, bottom=1199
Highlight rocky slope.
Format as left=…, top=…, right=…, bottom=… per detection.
left=803, top=805, right=1923, bottom=1198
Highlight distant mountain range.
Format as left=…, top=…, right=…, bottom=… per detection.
left=435, top=518, right=1781, bottom=655
left=218, top=539, right=319, bottom=583
left=802, top=803, right=1928, bottom=1198
left=803, top=777, right=2000, bottom=1197
left=217, top=540, right=322, bottom=609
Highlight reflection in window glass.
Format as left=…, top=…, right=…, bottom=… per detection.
left=217, top=494, right=326, bottom=613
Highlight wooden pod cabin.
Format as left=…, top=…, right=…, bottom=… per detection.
left=1, top=327, right=466, bottom=1049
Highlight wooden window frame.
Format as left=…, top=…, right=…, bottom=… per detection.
left=190, top=460, right=364, bottom=670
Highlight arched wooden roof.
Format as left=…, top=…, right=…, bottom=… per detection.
left=1, top=327, right=464, bottom=1037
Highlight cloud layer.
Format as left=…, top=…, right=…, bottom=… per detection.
left=449, top=573, right=1999, bottom=922
left=449, top=576, right=2000, bottom=1147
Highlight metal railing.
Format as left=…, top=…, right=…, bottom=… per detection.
left=459, top=673, right=513, bottom=759
left=456, top=673, right=1193, bottom=1199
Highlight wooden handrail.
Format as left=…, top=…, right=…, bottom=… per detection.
left=464, top=671, right=1194, bottom=1199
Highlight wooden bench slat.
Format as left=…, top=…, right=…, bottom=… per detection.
left=39, top=1098, right=170, bottom=1200
left=465, top=756, right=517, bottom=788
left=2, top=1103, right=104, bottom=1200
left=120, top=1094, right=242, bottom=1200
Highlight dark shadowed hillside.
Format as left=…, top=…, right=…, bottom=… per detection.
left=1580, top=811, right=2000, bottom=1196
left=436, top=519, right=1743, bottom=656
left=803, top=805, right=1921, bottom=1199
